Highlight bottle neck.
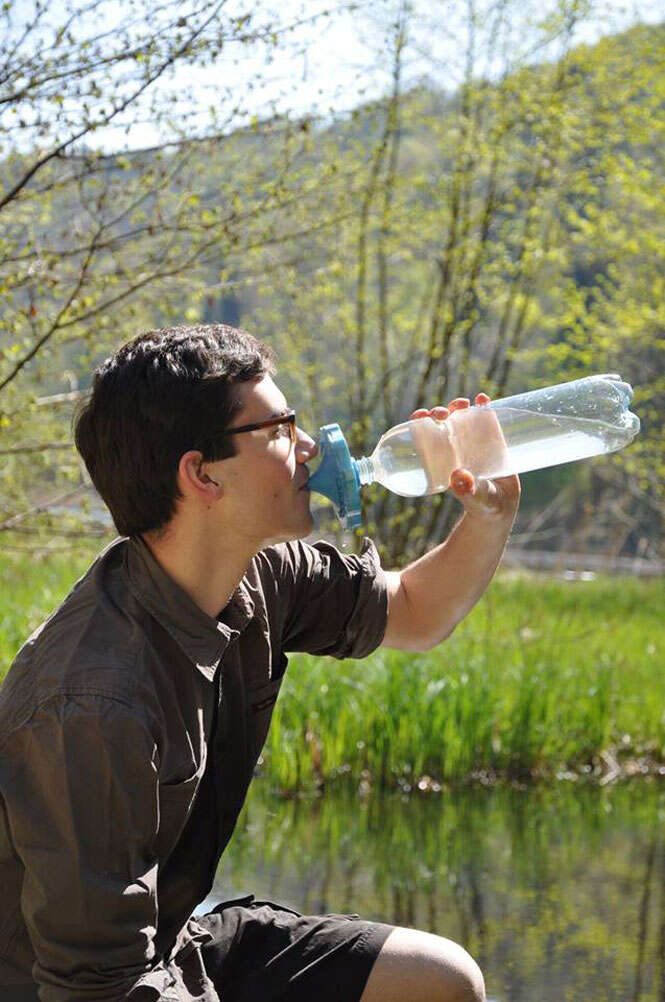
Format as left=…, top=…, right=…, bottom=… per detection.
left=354, top=455, right=375, bottom=486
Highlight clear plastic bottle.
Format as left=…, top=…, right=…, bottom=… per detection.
left=353, top=373, right=640, bottom=498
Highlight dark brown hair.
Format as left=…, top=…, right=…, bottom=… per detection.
left=74, top=324, right=276, bottom=537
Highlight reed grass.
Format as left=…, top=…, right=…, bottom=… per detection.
left=265, top=573, right=665, bottom=789
left=1, top=551, right=663, bottom=790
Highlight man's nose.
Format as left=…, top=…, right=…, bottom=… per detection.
left=295, top=428, right=318, bottom=460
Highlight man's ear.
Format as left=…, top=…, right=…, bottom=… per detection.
left=178, top=450, right=223, bottom=501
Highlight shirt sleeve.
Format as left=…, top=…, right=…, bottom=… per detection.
left=261, top=536, right=388, bottom=659
left=0, top=693, right=181, bottom=1002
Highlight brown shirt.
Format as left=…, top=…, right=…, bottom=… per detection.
left=0, top=534, right=387, bottom=1001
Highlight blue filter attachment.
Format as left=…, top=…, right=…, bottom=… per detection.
left=305, top=424, right=363, bottom=529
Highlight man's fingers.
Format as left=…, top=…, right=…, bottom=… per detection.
left=450, top=469, right=475, bottom=494
left=410, top=392, right=490, bottom=421
left=409, top=406, right=450, bottom=421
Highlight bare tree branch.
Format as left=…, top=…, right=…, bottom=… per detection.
left=0, top=0, right=229, bottom=211
left=0, top=442, right=74, bottom=455
left=0, top=485, right=90, bottom=532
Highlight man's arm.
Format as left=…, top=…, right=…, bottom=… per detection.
left=381, top=393, right=521, bottom=653
left=381, top=507, right=517, bottom=652
left=265, top=536, right=388, bottom=660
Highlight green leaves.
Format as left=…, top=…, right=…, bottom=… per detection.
left=0, top=3, right=662, bottom=559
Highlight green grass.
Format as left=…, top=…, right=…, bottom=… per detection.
left=265, top=572, right=665, bottom=790
left=0, top=551, right=97, bottom=668
left=1, top=552, right=663, bottom=790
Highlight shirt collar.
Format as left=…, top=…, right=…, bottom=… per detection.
left=125, top=536, right=255, bottom=681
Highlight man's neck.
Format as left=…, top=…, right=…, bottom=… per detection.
left=142, top=518, right=256, bottom=620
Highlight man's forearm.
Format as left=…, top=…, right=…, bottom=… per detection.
left=399, top=509, right=516, bottom=649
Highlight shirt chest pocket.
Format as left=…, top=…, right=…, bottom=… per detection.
left=156, top=772, right=201, bottom=863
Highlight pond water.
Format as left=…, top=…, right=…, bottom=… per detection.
left=198, top=779, right=665, bottom=1001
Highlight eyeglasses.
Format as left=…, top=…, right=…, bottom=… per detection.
left=216, top=408, right=297, bottom=447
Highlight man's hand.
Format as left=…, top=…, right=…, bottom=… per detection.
left=410, top=392, right=521, bottom=520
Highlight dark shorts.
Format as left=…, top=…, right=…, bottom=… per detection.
left=197, top=894, right=394, bottom=1002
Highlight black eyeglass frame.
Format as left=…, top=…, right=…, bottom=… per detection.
left=215, top=408, right=297, bottom=445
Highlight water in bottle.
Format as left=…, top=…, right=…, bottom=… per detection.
left=354, top=374, right=640, bottom=497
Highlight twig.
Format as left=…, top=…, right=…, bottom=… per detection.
left=0, top=486, right=90, bottom=532
left=0, top=442, right=74, bottom=455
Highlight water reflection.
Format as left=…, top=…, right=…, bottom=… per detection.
left=201, top=781, right=665, bottom=1001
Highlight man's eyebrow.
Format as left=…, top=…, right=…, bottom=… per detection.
left=268, top=407, right=290, bottom=418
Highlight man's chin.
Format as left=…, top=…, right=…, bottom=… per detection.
left=264, top=510, right=315, bottom=547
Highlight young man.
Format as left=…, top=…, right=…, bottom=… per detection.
left=0, top=325, right=520, bottom=1002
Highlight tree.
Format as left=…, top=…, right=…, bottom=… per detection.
left=0, top=0, right=358, bottom=550
left=2, top=0, right=662, bottom=567
left=248, top=3, right=664, bottom=565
